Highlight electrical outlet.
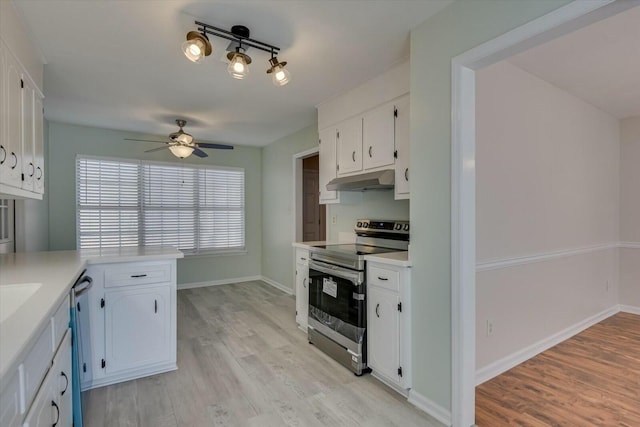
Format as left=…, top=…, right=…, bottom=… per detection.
left=331, top=215, right=337, bottom=225
left=486, top=320, right=494, bottom=337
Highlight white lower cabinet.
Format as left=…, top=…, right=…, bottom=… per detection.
left=23, top=330, right=72, bottom=427
left=294, top=248, right=310, bottom=330
left=81, top=260, right=177, bottom=390
left=366, top=262, right=411, bottom=392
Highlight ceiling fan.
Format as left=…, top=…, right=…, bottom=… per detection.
left=124, top=119, right=233, bottom=159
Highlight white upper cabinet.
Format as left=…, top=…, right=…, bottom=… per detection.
left=0, top=38, right=44, bottom=199
left=394, top=95, right=410, bottom=199
left=318, top=127, right=339, bottom=204
left=363, top=100, right=396, bottom=170
left=336, top=117, right=363, bottom=176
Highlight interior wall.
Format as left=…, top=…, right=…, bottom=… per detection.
left=409, top=0, right=572, bottom=412
left=619, top=116, right=640, bottom=308
left=261, top=124, right=318, bottom=291
left=47, top=121, right=262, bottom=285
left=475, top=61, right=620, bottom=371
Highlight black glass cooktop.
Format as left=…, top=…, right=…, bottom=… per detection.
left=313, top=244, right=402, bottom=257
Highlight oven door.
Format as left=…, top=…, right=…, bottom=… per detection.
left=308, top=259, right=366, bottom=345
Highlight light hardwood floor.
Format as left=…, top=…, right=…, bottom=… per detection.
left=83, top=281, right=443, bottom=427
left=476, top=312, right=640, bottom=426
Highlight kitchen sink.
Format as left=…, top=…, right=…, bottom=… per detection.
left=0, top=283, right=42, bottom=323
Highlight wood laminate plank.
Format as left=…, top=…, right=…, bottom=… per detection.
left=83, top=281, right=442, bottom=427
left=476, top=312, right=640, bottom=426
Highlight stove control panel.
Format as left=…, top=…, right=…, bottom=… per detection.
left=355, top=219, right=409, bottom=235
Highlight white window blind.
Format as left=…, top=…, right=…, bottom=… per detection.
left=77, top=156, right=245, bottom=254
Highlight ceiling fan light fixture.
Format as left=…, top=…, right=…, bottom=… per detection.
left=169, top=145, right=195, bottom=159
left=267, top=56, right=290, bottom=86
left=227, top=47, right=252, bottom=80
left=182, top=31, right=212, bottom=63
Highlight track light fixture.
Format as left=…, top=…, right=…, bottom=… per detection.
left=182, top=21, right=290, bottom=86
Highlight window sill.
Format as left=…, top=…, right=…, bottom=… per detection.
left=180, top=249, right=248, bottom=258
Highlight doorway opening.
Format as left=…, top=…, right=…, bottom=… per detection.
left=293, top=147, right=326, bottom=243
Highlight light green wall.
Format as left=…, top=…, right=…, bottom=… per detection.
left=326, top=193, right=409, bottom=241
left=47, top=121, right=262, bottom=285
left=409, top=0, right=571, bottom=411
left=261, top=125, right=318, bottom=290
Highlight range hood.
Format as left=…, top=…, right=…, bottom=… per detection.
left=326, top=169, right=395, bottom=191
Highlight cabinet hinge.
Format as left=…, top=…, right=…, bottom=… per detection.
left=398, top=367, right=403, bottom=377
left=336, top=131, right=340, bottom=139
left=76, top=302, right=81, bottom=312
left=100, top=298, right=105, bottom=308
left=82, top=363, right=87, bottom=373
left=21, top=173, right=24, bottom=181
left=397, top=302, right=402, bottom=312
left=101, top=359, right=106, bottom=369
left=336, top=164, right=339, bottom=171
left=318, top=139, right=321, bottom=145
left=394, top=107, right=398, bottom=118
left=394, top=150, right=398, bottom=159
left=21, top=79, right=24, bottom=89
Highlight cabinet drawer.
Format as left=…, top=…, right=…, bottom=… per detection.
left=0, top=371, right=21, bottom=427
left=51, top=296, right=70, bottom=352
left=104, top=262, right=172, bottom=288
left=20, top=324, right=53, bottom=413
left=295, top=249, right=309, bottom=266
left=368, top=265, right=399, bottom=292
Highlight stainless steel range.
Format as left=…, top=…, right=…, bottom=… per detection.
left=307, top=219, right=409, bottom=375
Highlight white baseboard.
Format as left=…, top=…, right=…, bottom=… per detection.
left=260, top=276, right=294, bottom=295
left=177, top=275, right=262, bottom=290
left=619, top=304, right=640, bottom=315
left=407, top=390, right=452, bottom=427
left=476, top=305, right=619, bottom=385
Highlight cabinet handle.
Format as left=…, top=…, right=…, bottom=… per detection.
left=10, top=152, right=17, bottom=169
left=60, top=371, right=69, bottom=395
left=52, top=401, right=60, bottom=426
left=404, top=168, right=409, bottom=182
left=300, top=257, right=306, bottom=261
left=375, top=303, right=380, bottom=318
left=303, top=278, right=307, bottom=288
left=368, top=146, right=372, bottom=158
left=131, top=274, right=147, bottom=278
left=155, top=299, right=158, bottom=313
left=36, top=166, right=43, bottom=180
left=0, top=145, right=5, bottom=164
left=378, top=276, right=388, bottom=281
left=352, top=151, right=356, bottom=162
left=29, top=162, right=34, bottom=177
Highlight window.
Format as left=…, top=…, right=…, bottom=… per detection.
left=76, top=156, right=245, bottom=254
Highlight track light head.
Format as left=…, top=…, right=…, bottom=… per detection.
left=267, top=56, right=290, bottom=86
left=182, top=31, right=212, bottom=63
left=227, top=47, right=252, bottom=80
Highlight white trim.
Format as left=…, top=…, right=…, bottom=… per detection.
left=476, top=243, right=618, bottom=272
left=475, top=305, right=618, bottom=386
left=619, top=305, right=640, bottom=315
left=619, top=242, right=640, bottom=249
left=408, top=390, right=452, bottom=427
left=177, top=275, right=262, bottom=290
left=260, top=276, right=295, bottom=295
left=451, top=1, right=627, bottom=425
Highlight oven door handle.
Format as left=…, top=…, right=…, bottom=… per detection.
left=308, top=260, right=364, bottom=285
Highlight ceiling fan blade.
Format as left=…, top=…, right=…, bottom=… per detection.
left=197, top=143, right=234, bottom=150
left=144, top=146, right=171, bottom=153
left=124, top=138, right=169, bottom=144
left=192, top=148, right=209, bottom=158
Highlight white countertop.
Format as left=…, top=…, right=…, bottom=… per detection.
left=364, top=251, right=412, bottom=267
left=292, top=241, right=326, bottom=249
left=0, top=247, right=183, bottom=383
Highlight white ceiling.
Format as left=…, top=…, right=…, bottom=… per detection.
left=14, top=0, right=452, bottom=146
left=508, top=5, right=640, bottom=120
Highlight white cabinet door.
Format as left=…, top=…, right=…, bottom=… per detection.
left=51, top=331, right=72, bottom=427
left=3, top=47, right=23, bottom=189
left=21, top=77, right=35, bottom=191
left=336, top=117, right=363, bottom=175
left=22, top=368, right=56, bottom=427
left=105, top=285, right=171, bottom=375
left=0, top=43, right=7, bottom=185
left=394, top=95, right=410, bottom=199
left=33, top=93, right=44, bottom=194
left=0, top=371, right=21, bottom=427
left=318, top=127, right=339, bottom=204
left=363, top=101, right=396, bottom=170
left=295, top=262, right=309, bottom=330
left=367, top=286, right=400, bottom=384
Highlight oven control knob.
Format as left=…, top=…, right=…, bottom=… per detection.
left=403, top=224, right=409, bottom=231
left=363, top=222, right=369, bottom=228
left=394, top=223, right=402, bottom=231
left=357, top=221, right=363, bottom=228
